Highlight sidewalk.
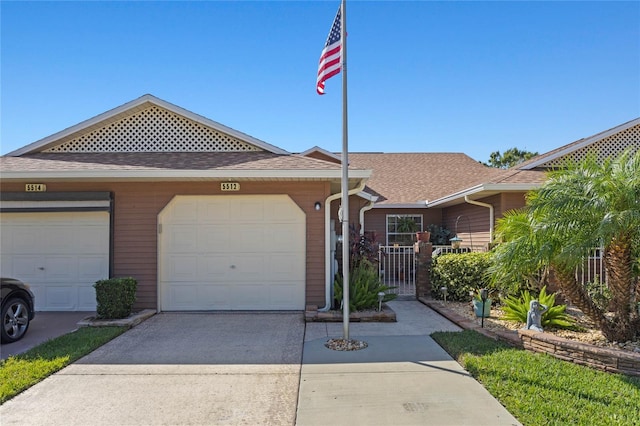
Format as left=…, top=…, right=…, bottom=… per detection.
left=296, top=300, right=521, bottom=426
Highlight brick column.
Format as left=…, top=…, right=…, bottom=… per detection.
left=415, top=242, right=433, bottom=298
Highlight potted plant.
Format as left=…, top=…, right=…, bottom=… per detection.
left=396, top=217, right=419, bottom=233
left=415, top=230, right=431, bottom=242
left=471, top=288, right=492, bottom=318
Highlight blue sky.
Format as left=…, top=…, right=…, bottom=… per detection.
left=2, top=1, right=639, bottom=161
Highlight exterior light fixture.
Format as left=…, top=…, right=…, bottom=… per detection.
left=377, top=292, right=385, bottom=312
left=440, top=286, right=448, bottom=303
left=314, top=201, right=322, bottom=211
left=480, top=288, right=489, bottom=328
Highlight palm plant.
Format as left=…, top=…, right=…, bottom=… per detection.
left=491, top=150, right=640, bottom=342
left=501, top=286, right=575, bottom=329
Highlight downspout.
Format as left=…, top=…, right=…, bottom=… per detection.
left=358, top=197, right=376, bottom=235
left=319, top=179, right=367, bottom=311
left=464, top=195, right=494, bottom=244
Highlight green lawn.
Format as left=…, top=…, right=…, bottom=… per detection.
left=0, top=326, right=126, bottom=404
left=432, top=330, right=640, bottom=426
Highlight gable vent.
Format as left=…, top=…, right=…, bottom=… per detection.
left=540, top=124, right=640, bottom=168
left=43, top=106, right=263, bottom=153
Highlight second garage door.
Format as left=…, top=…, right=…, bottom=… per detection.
left=0, top=211, right=109, bottom=311
left=158, top=195, right=306, bottom=311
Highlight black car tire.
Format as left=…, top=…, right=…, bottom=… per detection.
left=1, top=297, right=31, bottom=343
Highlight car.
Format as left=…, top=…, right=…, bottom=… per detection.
left=1, top=277, right=36, bottom=343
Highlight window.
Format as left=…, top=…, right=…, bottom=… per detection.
left=386, top=214, right=423, bottom=245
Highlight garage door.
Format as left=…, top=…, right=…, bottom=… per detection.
left=0, top=212, right=110, bottom=311
left=159, top=195, right=306, bottom=311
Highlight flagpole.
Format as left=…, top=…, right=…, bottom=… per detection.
left=340, top=0, right=350, bottom=340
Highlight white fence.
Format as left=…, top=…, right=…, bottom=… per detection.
left=431, top=245, right=608, bottom=288
left=378, top=245, right=609, bottom=298
left=578, top=248, right=606, bottom=287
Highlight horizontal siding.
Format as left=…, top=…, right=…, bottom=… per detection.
left=442, top=192, right=528, bottom=251
left=443, top=196, right=499, bottom=251
left=499, top=192, right=527, bottom=216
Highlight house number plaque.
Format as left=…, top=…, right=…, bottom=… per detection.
left=25, top=183, right=47, bottom=192
left=221, top=182, right=240, bottom=191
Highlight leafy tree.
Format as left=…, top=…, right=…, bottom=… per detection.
left=484, top=147, right=538, bottom=169
left=491, top=150, right=640, bottom=342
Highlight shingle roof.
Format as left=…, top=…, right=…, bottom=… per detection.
left=347, top=153, right=502, bottom=205
left=485, top=168, right=547, bottom=185
left=0, top=152, right=348, bottom=172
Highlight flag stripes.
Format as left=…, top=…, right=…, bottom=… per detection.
left=316, top=6, right=342, bottom=95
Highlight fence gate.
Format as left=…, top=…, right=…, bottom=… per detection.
left=379, top=245, right=416, bottom=297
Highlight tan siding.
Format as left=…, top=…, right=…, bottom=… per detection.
left=443, top=192, right=530, bottom=251
left=443, top=197, right=500, bottom=251
left=0, top=180, right=329, bottom=309
left=499, top=192, right=527, bottom=216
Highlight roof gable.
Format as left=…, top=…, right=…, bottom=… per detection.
left=299, top=146, right=342, bottom=164
left=7, top=94, right=289, bottom=156
left=520, top=118, right=640, bottom=170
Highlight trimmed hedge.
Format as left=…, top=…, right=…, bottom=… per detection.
left=94, top=277, right=137, bottom=319
left=431, top=252, right=494, bottom=301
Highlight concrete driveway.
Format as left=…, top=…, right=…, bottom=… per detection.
left=0, top=312, right=305, bottom=425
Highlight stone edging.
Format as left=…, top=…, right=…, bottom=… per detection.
left=419, top=297, right=640, bottom=377
left=77, top=309, right=157, bottom=328
left=304, top=305, right=396, bottom=322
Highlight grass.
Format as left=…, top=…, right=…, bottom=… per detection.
left=0, top=326, right=126, bottom=403
left=432, top=330, right=640, bottom=426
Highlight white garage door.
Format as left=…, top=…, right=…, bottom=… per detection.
left=0, top=212, right=109, bottom=311
left=159, top=195, right=306, bottom=311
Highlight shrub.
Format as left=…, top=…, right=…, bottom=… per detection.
left=94, top=277, right=137, bottom=319
left=584, top=279, right=612, bottom=312
left=427, top=224, right=452, bottom=245
left=334, top=259, right=397, bottom=311
left=501, top=286, right=575, bottom=329
left=431, top=252, right=494, bottom=301
left=348, top=224, right=379, bottom=269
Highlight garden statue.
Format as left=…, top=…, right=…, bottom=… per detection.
left=526, top=299, right=548, bottom=332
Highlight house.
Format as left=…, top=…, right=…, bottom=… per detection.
left=423, top=117, right=640, bottom=250
left=310, top=117, right=638, bottom=252
left=0, top=94, right=371, bottom=312
left=2, top=94, right=637, bottom=312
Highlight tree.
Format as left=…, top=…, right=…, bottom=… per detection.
left=491, top=150, right=640, bottom=342
left=484, top=147, right=538, bottom=169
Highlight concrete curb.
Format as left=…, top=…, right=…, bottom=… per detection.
left=304, top=304, right=397, bottom=322
left=418, top=297, right=522, bottom=347
left=77, top=309, right=156, bottom=328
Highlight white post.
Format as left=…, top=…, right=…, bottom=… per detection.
left=340, top=0, right=350, bottom=340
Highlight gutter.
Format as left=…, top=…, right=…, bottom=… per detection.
left=319, top=179, right=368, bottom=312
left=426, top=183, right=537, bottom=208
left=464, top=195, right=494, bottom=243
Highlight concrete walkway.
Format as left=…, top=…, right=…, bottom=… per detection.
left=297, top=301, right=521, bottom=425
left=0, top=301, right=521, bottom=425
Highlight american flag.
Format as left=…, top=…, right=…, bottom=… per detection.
left=316, top=6, right=342, bottom=95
